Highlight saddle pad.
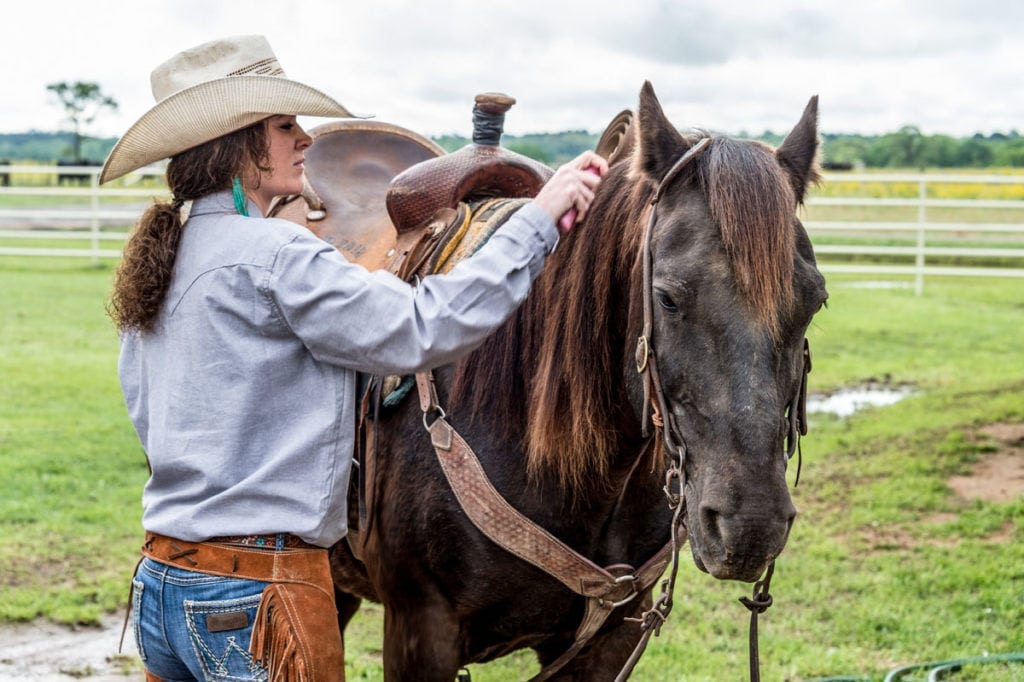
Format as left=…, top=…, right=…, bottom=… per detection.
left=379, top=197, right=530, bottom=408
left=430, top=197, right=529, bottom=274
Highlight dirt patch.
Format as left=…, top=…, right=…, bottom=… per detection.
left=0, top=613, right=141, bottom=680
left=850, top=422, right=1022, bottom=554
left=947, top=422, right=1024, bottom=504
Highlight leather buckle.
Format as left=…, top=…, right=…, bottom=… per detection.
left=429, top=418, right=453, bottom=451
left=598, top=571, right=640, bottom=609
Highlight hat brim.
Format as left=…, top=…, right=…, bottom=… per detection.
left=100, top=75, right=357, bottom=183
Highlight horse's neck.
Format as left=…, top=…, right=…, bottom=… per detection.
left=433, top=363, right=666, bottom=560
left=590, top=439, right=672, bottom=561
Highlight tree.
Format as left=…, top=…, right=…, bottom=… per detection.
left=993, top=139, right=1024, bottom=167
left=919, top=135, right=960, bottom=168
left=824, top=135, right=871, bottom=167
left=891, top=125, right=926, bottom=168
left=46, top=81, right=118, bottom=162
left=956, top=138, right=995, bottom=167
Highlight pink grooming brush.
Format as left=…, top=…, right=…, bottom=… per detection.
left=558, top=165, right=601, bottom=233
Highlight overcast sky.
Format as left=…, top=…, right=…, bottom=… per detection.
left=3, top=0, right=1021, bottom=141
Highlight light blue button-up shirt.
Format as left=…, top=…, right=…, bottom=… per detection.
left=120, top=191, right=558, bottom=547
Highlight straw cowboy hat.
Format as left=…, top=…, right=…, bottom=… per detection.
left=100, top=35, right=356, bottom=184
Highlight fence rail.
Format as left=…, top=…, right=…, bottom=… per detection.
left=2, top=166, right=1023, bottom=292
left=804, top=172, right=1023, bottom=293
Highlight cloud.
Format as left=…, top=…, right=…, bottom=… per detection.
left=2, top=0, right=1022, bottom=140
left=605, top=4, right=738, bottom=66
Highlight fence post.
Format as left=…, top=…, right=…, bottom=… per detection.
left=90, top=169, right=101, bottom=267
left=915, top=177, right=926, bottom=295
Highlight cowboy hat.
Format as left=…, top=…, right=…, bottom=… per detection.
left=100, top=35, right=356, bottom=184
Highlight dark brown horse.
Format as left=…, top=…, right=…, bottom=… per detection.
left=329, top=82, right=828, bottom=680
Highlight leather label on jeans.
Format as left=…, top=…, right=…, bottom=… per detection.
left=206, top=611, right=249, bottom=632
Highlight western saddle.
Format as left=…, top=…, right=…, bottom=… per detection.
left=270, top=92, right=633, bottom=281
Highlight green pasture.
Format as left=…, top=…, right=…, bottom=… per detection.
left=0, top=253, right=1021, bottom=681
left=0, top=170, right=1022, bottom=679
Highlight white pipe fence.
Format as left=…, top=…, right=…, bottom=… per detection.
left=0, top=164, right=167, bottom=265
left=2, top=166, right=1023, bottom=293
left=803, top=173, right=1022, bottom=294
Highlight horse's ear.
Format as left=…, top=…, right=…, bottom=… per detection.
left=633, top=81, right=688, bottom=180
left=775, top=95, right=821, bottom=204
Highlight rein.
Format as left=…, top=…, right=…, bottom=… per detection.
left=617, top=137, right=711, bottom=681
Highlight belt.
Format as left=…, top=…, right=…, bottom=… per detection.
left=141, top=532, right=333, bottom=597
left=207, top=533, right=320, bottom=550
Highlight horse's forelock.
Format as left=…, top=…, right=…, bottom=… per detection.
left=698, top=138, right=796, bottom=339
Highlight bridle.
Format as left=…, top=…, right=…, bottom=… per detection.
left=616, top=136, right=710, bottom=682
left=624, top=135, right=812, bottom=682
left=635, top=137, right=711, bottom=455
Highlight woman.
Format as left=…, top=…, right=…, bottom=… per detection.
left=103, top=35, right=605, bottom=682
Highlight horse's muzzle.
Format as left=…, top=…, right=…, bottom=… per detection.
left=688, top=489, right=796, bottom=582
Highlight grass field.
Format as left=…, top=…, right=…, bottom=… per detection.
left=0, top=253, right=1021, bottom=680
left=0, top=170, right=1022, bottom=680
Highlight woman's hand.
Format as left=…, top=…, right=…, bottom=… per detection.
left=532, top=151, right=608, bottom=234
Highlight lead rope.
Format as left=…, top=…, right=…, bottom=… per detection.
left=740, top=561, right=775, bottom=682
left=738, top=342, right=810, bottom=681
left=739, top=341, right=810, bottom=682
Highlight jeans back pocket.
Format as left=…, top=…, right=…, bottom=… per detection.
left=184, top=592, right=268, bottom=681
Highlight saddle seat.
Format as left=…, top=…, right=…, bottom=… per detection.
left=268, top=119, right=447, bottom=271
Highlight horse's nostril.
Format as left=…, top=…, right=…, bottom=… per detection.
left=699, top=504, right=724, bottom=547
left=785, top=506, right=798, bottom=535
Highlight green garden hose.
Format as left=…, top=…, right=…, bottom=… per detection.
left=884, top=652, right=1024, bottom=681
left=806, top=652, right=1024, bottom=681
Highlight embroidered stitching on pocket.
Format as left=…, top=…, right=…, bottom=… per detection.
left=131, top=577, right=147, bottom=664
left=184, top=593, right=267, bottom=681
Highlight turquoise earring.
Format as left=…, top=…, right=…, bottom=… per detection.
left=232, top=177, right=249, bottom=217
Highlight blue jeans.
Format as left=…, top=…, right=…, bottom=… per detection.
left=132, top=557, right=270, bottom=681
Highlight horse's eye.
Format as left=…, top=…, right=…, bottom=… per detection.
left=808, top=296, right=828, bottom=320
left=656, top=291, right=679, bottom=313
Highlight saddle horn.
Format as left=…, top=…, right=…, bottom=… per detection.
left=471, top=92, right=516, bottom=146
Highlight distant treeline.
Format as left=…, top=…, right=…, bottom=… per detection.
left=4, top=127, right=1024, bottom=169
left=0, top=132, right=116, bottom=165
left=440, top=126, right=1024, bottom=169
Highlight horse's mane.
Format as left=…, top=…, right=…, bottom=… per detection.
left=450, top=135, right=798, bottom=492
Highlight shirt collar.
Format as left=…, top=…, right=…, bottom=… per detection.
left=187, top=190, right=264, bottom=219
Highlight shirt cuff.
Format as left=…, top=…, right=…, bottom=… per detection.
left=512, top=201, right=560, bottom=254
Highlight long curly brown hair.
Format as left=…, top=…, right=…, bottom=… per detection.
left=108, top=122, right=271, bottom=333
